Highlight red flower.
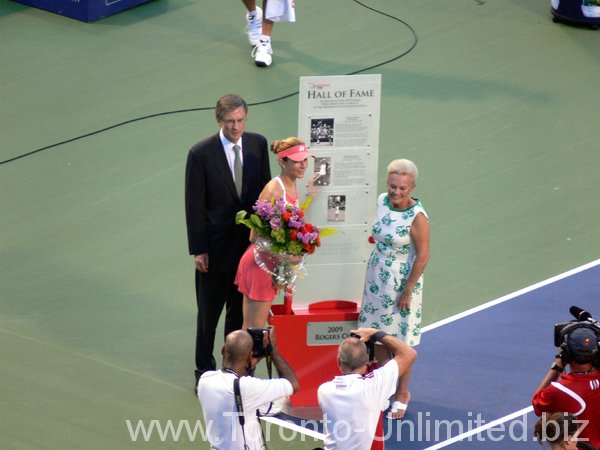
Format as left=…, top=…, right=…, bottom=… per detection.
left=282, top=211, right=292, bottom=222
left=297, top=209, right=304, bottom=218
left=290, top=229, right=298, bottom=241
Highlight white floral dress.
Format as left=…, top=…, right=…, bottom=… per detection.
left=358, top=193, right=428, bottom=346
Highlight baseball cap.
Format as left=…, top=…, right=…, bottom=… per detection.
left=277, top=144, right=313, bottom=161
left=566, top=327, right=599, bottom=356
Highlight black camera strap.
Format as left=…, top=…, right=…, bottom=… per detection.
left=232, top=377, right=250, bottom=450
left=221, top=369, right=249, bottom=449
left=265, top=354, right=273, bottom=379
left=260, top=342, right=274, bottom=417
left=230, top=372, right=268, bottom=450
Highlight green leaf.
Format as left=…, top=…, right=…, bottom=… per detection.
left=250, top=214, right=264, bottom=229
left=235, top=210, right=248, bottom=225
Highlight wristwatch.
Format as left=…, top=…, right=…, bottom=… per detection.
left=550, top=362, right=564, bottom=373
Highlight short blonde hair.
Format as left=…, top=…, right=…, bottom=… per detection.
left=387, top=159, right=419, bottom=182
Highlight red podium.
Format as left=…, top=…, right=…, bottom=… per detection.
left=268, top=296, right=385, bottom=449
left=269, top=298, right=360, bottom=407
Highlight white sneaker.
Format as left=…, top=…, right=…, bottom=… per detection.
left=252, top=40, right=272, bottom=67
left=246, top=6, right=262, bottom=47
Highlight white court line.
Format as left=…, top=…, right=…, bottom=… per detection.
left=421, top=406, right=534, bottom=450
left=261, top=415, right=327, bottom=441
left=263, top=258, right=600, bottom=444
left=422, top=258, right=600, bottom=334
left=417, top=258, right=600, bottom=449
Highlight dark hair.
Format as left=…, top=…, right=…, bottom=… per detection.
left=215, top=94, right=248, bottom=121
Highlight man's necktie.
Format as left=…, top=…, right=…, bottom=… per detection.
left=233, top=144, right=243, bottom=197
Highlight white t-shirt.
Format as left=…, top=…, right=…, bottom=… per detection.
left=317, top=360, right=399, bottom=450
left=197, top=370, right=293, bottom=450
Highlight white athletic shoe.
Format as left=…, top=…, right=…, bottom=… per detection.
left=246, top=6, right=263, bottom=47
left=252, top=40, right=272, bottom=67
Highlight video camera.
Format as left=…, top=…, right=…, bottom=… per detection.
left=247, top=327, right=273, bottom=357
left=554, top=306, right=600, bottom=366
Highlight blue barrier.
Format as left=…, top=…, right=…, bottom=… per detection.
left=13, top=0, right=153, bottom=22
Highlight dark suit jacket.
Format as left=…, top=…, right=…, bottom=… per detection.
left=185, top=132, right=271, bottom=273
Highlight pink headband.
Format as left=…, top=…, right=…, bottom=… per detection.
left=278, top=144, right=314, bottom=161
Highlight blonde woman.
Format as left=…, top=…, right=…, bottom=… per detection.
left=235, top=137, right=313, bottom=329
left=358, top=158, right=430, bottom=419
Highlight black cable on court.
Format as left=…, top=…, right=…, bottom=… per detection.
left=0, top=0, right=418, bottom=166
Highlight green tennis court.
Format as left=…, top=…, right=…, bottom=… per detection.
left=1, top=0, right=599, bottom=448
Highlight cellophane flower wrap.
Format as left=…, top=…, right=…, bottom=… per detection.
left=236, top=197, right=332, bottom=291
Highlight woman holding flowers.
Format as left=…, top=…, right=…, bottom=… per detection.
left=235, top=137, right=314, bottom=329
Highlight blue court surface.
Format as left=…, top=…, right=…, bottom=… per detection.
left=270, top=259, right=600, bottom=449
left=386, top=259, right=600, bottom=449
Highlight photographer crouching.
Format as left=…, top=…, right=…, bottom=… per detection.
left=532, top=306, right=600, bottom=448
left=197, top=326, right=299, bottom=449
left=318, top=327, right=417, bottom=449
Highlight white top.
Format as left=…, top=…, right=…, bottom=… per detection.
left=318, top=162, right=327, bottom=175
left=317, top=360, right=399, bottom=450
left=197, top=370, right=293, bottom=450
left=273, top=176, right=299, bottom=206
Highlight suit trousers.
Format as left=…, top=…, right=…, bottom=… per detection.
left=194, top=270, right=243, bottom=377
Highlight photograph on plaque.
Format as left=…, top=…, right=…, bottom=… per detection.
left=313, top=156, right=331, bottom=186
left=309, top=118, right=334, bottom=146
left=305, top=188, right=370, bottom=225
left=327, top=195, right=346, bottom=222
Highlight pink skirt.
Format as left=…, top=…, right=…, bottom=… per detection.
left=235, top=245, right=278, bottom=302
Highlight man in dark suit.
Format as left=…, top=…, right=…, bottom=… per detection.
left=185, top=94, right=271, bottom=387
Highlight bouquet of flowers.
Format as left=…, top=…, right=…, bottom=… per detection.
left=236, top=197, right=334, bottom=290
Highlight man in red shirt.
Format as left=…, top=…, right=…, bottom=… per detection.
left=532, top=326, right=600, bottom=447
